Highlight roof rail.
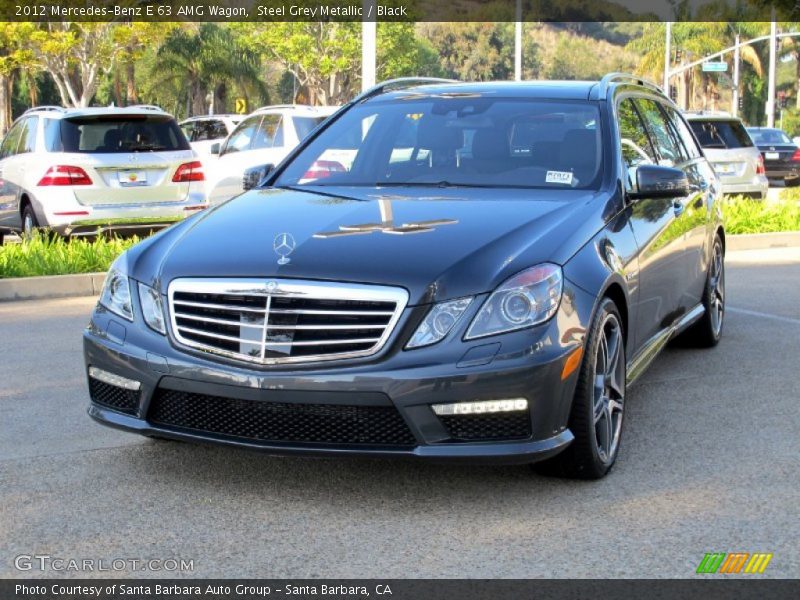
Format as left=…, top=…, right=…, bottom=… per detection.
left=127, top=104, right=164, bottom=112
left=596, top=73, right=664, bottom=99
left=23, top=106, right=65, bottom=115
left=351, top=77, right=459, bottom=104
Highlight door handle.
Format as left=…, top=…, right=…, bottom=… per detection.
left=673, top=201, right=685, bottom=217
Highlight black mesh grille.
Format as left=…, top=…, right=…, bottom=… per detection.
left=438, top=412, right=532, bottom=442
left=89, top=378, right=140, bottom=415
left=148, top=388, right=417, bottom=447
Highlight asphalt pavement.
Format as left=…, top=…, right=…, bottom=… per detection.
left=1, top=247, right=798, bottom=579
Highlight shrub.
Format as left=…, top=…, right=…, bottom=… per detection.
left=721, top=195, right=800, bottom=234
left=0, top=233, right=139, bottom=279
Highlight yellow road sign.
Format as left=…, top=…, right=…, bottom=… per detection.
left=235, top=98, right=247, bottom=114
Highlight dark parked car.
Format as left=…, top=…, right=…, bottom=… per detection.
left=84, top=74, right=725, bottom=479
left=746, top=126, right=800, bottom=186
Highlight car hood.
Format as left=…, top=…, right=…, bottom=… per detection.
left=130, top=186, right=605, bottom=304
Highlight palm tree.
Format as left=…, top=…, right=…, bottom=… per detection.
left=150, top=24, right=266, bottom=117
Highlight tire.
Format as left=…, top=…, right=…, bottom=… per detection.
left=535, top=297, right=626, bottom=479
left=785, top=177, right=800, bottom=187
left=677, top=235, right=725, bottom=348
left=21, top=203, right=39, bottom=239
left=0, top=231, right=4, bottom=246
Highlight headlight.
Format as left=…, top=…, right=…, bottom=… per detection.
left=138, top=283, right=166, bottom=334
left=406, top=297, right=473, bottom=349
left=99, top=255, right=133, bottom=321
left=465, top=264, right=563, bottom=340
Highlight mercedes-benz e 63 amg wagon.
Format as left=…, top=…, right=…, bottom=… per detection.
left=84, top=74, right=725, bottom=479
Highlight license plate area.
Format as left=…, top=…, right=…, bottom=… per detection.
left=765, top=152, right=780, bottom=160
left=118, top=170, right=148, bottom=187
left=714, top=163, right=735, bottom=174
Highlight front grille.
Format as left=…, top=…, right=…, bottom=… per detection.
left=148, top=388, right=417, bottom=447
left=438, top=412, right=532, bottom=442
left=89, top=378, right=140, bottom=415
left=168, top=278, right=408, bottom=365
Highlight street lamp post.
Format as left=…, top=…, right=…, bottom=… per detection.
left=514, top=0, right=522, bottom=81
left=361, top=0, right=377, bottom=92
left=767, top=18, right=777, bottom=127
left=663, top=21, right=671, bottom=92
left=732, top=34, right=740, bottom=117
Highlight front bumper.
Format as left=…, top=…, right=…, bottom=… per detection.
left=83, top=281, right=595, bottom=464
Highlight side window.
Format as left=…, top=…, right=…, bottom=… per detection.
left=208, top=120, right=228, bottom=139
left=180, top=122, right=195, bottom=142
left=634, top=98, right=685, bottom=166
left=222, top=116, right=261, bottom=154
left=19, top=117, right=38, bottom=154
left=44, top=118, right=63, bottom=152
left=617, top=98, right=656, bottom=168
left=252, top=114, right=282, bottom=149
left=0, top=121, right=24, bottom=159
left=663, top=106, right=702, bottom=159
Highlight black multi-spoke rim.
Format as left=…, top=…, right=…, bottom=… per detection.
left=593, top=313, right=625, bottom=464
left=709, top=243, right=725, bottom=336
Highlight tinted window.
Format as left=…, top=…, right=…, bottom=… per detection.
left=634, top=98, right=685, bottom=166
left=617, top=98, right=656, bottom=168
left=293, top=116, right=327, bottom=141
left=252, top=114, right=282, bottom=149
left=276, top=98, right=603, bottom=189
left=0, top=121, right=24, bottom=159
left=690, top=119, right=753, bottom=149
left=222, top=116, right=261, bottom=154
left=747, top=128, right=792, bottom=145
left=184, top=119, right=228, bottom=142
left=19, top=117, right=38, bottom=153
left=59, top=115, right=189, bottom=153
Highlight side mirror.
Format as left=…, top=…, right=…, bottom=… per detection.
left=242, top=164, right=274, bottom=191
left=628, top=164, right=689, bottom=200
left=210, top=142, right=221, bottom=155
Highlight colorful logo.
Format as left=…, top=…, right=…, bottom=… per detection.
left=696, top=552, right=773, bottom=574
left=128, top=173, right=138, bottom=182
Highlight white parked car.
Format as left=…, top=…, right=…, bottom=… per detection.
left=179, top=114, right=243, bottom=156
left=205, top=104, right=337, bottom=204
left=684, top=111, right=768, bottom=199
left=0, top=105, right=207, bottom=242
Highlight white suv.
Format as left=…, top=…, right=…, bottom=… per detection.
left=179, top=114, right=243, bottom=156
left=0, top=105, right=207, bottom=243
left=205, top=104, right=337, bottom=204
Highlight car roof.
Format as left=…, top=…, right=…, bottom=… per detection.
left=251, top=104, right=335, bottom=115
left=684, top=112, right=741, bottom=122
left=373, top=80, right=601, bottom=102
left=24, top=106, right=173, bottom=119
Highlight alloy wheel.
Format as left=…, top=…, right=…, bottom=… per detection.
left=593, top=313, right=625, bottom=464
left=709, top=243, right=725, bottom=336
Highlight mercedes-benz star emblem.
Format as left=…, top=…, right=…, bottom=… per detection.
left=273, top=233, right=296, bottom=265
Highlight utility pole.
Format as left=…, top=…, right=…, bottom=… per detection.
left=514, top=0, right=522, bottom=81
left=767, top=17, right=777, bottom=127
left=663, top=21, right=671, bottom=92
left=732, top=33, right=740, bottom=117
left=361, top=0, right=377, bottom=92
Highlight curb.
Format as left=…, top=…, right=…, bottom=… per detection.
left=1, top=231, right=799, bottom=302
left=0, top=272, right=106, bottom=302
left=726, top=231, right=800, bottom=251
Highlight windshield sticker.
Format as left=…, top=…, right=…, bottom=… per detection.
left=546, top=171, right=574, bottom=185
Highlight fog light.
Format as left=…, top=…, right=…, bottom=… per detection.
left=431, top=398, right=528, bottom=416
left=88, top=367, right=141, bottom=391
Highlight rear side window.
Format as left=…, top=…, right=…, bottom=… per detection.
left=690, top=120, right=753, bottom=149
left=59, top=115, right=189, bottom=153
left=18, top=117, right=38, bottom=154
left=293, top=116, right=327, bottom=141
left=44, top=118, right=63, bottom=152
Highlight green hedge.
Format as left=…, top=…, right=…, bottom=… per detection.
left=721, top=195, right=800, bottom=235
left=0, top=233, right=138, bottom=279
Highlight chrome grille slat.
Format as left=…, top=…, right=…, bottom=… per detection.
left=168, top=278, right=408, bottom=365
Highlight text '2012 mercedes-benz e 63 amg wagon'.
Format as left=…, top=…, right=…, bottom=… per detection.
left=84, top=74, right=725, bottom=479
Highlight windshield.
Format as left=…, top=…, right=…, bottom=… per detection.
left=275, top=97, right=603, bottom=189
left=690, top=120, right=753, bottom=149
left=747, top=128, right=792, bottom=145
left=54, top=115, right=189, bottom=153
